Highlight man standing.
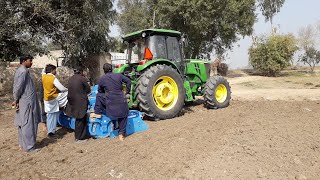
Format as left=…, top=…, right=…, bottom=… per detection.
left=65, top=67, right=91, bottom=142
left=12, top=55, right=41, bottom=152
left=42, top=64, right=68, bottom=137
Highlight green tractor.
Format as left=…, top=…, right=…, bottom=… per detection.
left=114, top=29, right=231, bottom=120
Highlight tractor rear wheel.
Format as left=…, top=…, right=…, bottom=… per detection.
left=136, top=64, right=185, bottom=120
left=204, top=76, right=231, bottom=109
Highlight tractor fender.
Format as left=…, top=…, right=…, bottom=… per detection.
left=113, top=64, right=129, bottom=73
left=136, top=59, right=181, bottom=74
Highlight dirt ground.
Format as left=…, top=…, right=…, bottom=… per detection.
left=1, top=72, right=320, bottom=180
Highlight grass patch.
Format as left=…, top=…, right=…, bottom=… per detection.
left=280, top=71, right=309, bottom=77
left=237, top=81, right=265, bottom=88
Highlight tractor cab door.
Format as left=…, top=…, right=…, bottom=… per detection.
left=166, top=36, right=184, bottom=73
left=148, top=35, right=184, bottom=74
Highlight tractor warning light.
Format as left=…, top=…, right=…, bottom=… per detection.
left=116, top=64, right=123, bottom=68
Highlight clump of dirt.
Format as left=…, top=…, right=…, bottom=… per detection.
left=305, top=82, right=314, bottom=86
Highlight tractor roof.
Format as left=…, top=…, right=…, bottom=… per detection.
left=123, top=29, right=181, bottom=42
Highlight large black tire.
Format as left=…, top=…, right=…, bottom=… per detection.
left=136, top=64, right=185, bottom=120
left=204, top=76, right=231, bottom=109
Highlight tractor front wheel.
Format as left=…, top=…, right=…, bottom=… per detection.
left=204, top=76, right=231, bottom=109
left=136, top=64, right=185, bottom=120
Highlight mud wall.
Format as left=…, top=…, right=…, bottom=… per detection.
left=0, top=66, right=73, bottom=97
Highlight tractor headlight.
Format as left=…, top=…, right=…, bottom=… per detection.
left=142, top=32, right=146, bottom=38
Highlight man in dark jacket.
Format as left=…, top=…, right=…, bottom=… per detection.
left=92, top=63, right=131, bottom=141
left=65, top=67, right=91, bottom=142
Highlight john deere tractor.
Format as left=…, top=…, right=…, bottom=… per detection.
left=114, top=29, right=231, bottom=120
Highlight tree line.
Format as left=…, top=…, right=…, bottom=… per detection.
left=1, top=0, right=286, bottom=67
left=0, top=0, right=284, bottom=64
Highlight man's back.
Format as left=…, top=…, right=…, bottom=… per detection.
left=68, top=74, right=87, bottom=102
left=66, top=74, right=90, bottom=119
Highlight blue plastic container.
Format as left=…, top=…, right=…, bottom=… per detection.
left=58, top=112, right=76, bottom=129
left=57, top=85, right=149, bottom=138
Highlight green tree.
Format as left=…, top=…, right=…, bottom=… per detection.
left=257, top=0, right=285, bottom=26
left=0, top=0, right=54, bottom=61
left=157, top=0, right=256, bottom=58
left=0, top=0, right=116, bottom=64
left=117, top=0, right=154, bottom=35
left=117, top=0, right=256, bottom=58
left=299, top=47, right=320, bottom=72
left=108, top=37, right=127, bottom=53
left=52, top=0, right=116, bottom=66
left=249, top=34, right=298, bottom=76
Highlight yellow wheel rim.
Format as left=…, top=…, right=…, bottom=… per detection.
left=215, top=84, right=228, bottom=103
left=152, top=76, right=179, bottom=110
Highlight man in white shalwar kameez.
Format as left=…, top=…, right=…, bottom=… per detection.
left=42, top=64, right=68, bottom=137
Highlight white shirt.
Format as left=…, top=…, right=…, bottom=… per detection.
left=43, top=73, right=68, bottom=113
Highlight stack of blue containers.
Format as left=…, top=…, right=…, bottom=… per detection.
left=58, top=85, right=149, bottom=138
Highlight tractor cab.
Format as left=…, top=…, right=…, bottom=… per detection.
left=122, top=29, right=183, bottom=69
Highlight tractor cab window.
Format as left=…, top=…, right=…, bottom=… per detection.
left=148, top=35, right=182, bottom=61
left=148, top=35, right=167, bottom=59
left=129, top=38, right=146, bottom=62
left=128, top=35, right=182, bottom=63
left=166, top=36, right=182, bottom=62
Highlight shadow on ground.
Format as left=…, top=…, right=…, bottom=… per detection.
left=37, top=127, right=72, bottom=148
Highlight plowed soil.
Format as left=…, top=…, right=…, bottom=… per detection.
left=1, top=74, right=320, bottom=180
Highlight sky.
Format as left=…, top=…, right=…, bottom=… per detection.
left=109, top=0, right=320, bottom=69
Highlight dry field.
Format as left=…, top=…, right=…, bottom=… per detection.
left=0, top=69, right=320, bottom=179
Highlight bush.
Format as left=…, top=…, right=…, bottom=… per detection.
left=217, top=63, right=228, bottom=76
left=249, top=34, right=298, bottom=76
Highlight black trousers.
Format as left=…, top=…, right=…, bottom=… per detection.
left=118, top=117, right=127, bottom=136
left=94, top=93, right=106, bottom=115
left=75, top=115, right=87, bottom=140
